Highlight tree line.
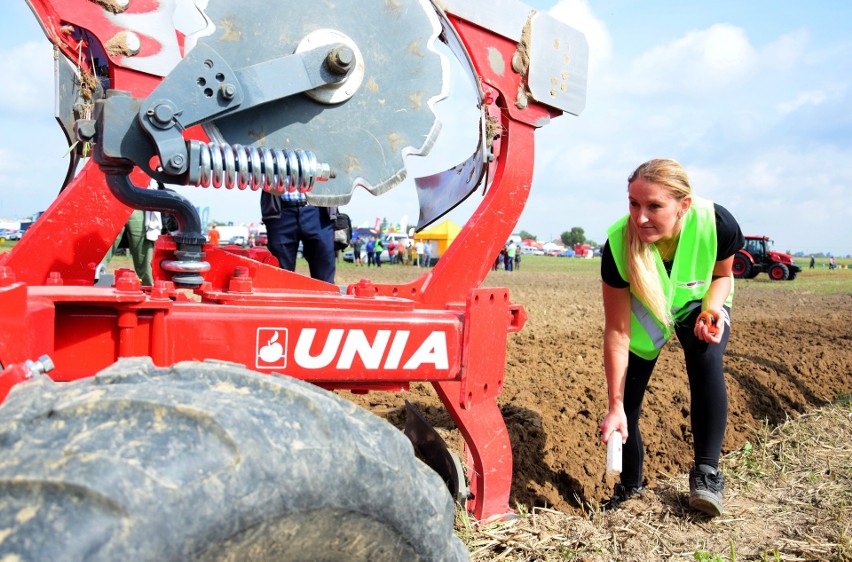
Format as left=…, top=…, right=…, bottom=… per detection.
left=517, top=227, right=598, bottom=248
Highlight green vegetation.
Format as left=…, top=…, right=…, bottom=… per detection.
left=734, top=267, right=852, bottom=294
left=4, top=238, right=849, bottom=296
left=337, top=253, right=852, bottom=294
left=806, top=256, right=852, bottom=268
left=560, top=227, right=594, bottom=247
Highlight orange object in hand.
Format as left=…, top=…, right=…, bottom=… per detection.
left=696, top=311, right=719, bottom=336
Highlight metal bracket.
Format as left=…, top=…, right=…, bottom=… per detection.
left=137, top=42, right=348, bottom=176
left=458, top=287, right=513, bottom=409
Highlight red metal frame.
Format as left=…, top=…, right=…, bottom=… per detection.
left=1, top=1, right=563, bottom=520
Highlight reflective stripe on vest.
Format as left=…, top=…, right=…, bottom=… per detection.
left=631, top=295, right=668, bottom=350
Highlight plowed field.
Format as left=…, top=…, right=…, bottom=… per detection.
left=337, top=258, right=851, bottom=513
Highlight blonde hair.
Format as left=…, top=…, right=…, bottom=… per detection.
left=625, top=159, right=692, bottom=329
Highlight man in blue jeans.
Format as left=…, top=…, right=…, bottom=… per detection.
left=261, top=190, right=336, bottom=284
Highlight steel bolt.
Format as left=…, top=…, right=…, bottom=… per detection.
left=152, top=103, right=175, bottom=126
left=25, top=355, right=55, bottom=376
left=228, top=267, right=253, bottom=293
left=114, top=269, right=141, bottom=292
left=38, top=355, right=55, bottom=373
left=151, top=280, right=171, bottom=300
left=125, top=32, right=141, bottom=54
left=220, top=83, right=237, bottom=100
left=327, top=46, right=355, bottom=75
left=511, top=52, right=525, bottom=74
left=169, top=154, right=185, bottom=168
left=352, top=279, right=376, bottom=298
left=317, top=163, right=335, bottom=181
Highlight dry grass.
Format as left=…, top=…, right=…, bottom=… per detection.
left=456, top=396, right=851, bottom=561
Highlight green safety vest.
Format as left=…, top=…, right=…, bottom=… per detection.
left=607, top=196, right=734, bottom=360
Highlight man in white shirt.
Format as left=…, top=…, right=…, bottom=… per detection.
left=415, top=240, right=425, bottom=267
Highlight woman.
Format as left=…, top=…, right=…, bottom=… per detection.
left=599, top=159, right=744, bottom=517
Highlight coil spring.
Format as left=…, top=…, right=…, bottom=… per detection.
left=191, top=141, right=332, bottom=192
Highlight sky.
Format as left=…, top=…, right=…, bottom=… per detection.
left=1, top=1, right=850, bottom=255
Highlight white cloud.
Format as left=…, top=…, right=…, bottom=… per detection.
left=619, top=24, right=756, bottom=97
left=776, top=90, right=829, bottom=114
left=3, top=41, right=54, bottom=113
left=2, top=3, right=850, bottom=255
left=514, top=6, right=852, bottom=255
left=687, top=145, right=852, bottom=252
left=547, top=0, right=612, bottom=69
left=0, top=148, right=17, bottom=172
left=761, top=28, right=809, bottom=71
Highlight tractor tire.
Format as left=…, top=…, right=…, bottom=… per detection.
left=0, top=358, right=469, bottom=562
left=769, top=263, right=790, bottom=281
left=732, top=254, right=752, bottom=279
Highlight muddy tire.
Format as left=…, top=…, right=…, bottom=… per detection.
left=0, top=358, right=468, bottom=561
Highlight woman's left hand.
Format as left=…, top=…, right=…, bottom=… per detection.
left=694, top=309, right=724, bottom=344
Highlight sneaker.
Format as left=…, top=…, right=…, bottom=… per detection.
left=689, top=464, right=725, bottom=516
left=601, top=483, right=645, bottom=511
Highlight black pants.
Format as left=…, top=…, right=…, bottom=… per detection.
left=621, top=306, right=730, bottom=488
left=265, top=205, right=335, bottom=284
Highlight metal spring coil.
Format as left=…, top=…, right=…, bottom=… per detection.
left=192, top=142, right=320, bottom=193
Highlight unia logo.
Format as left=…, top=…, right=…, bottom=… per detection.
left=255, top=328, right=449, bottom=371
left=256, top=328, right=287, bottom=368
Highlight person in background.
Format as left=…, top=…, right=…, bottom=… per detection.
left=809, top=255, right=815, bottom=269
left=423, top=239, right=432, bottom=267
left=387, top=239, right=396, bottom=265
left=207, top=224, right=221, bottom=246
left=99, top=179, right=163, bottom=286
left=373, top=237, right=383, bottom=268
left=366, top=237, right=376, bottom=267
left=101, top=210, right=161, bottom=286
left=260, top=190, right=336, bottom=283
left=506, top=241, right=516, bottom=271
left=413, top=239, right=423, bottom=267
left=598, top=158, right=744, bottom=517
left=495, top=246, right=506, bottom=271
left=353, top=236, right=363, bottom=266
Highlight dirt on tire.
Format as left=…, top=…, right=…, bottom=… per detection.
left=339, top=264, right=852, bottom=514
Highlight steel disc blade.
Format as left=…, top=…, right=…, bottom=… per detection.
left=195, top=0, right=448, bottom=206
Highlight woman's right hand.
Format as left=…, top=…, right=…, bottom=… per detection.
left=600, top=408, right=628, bottom=444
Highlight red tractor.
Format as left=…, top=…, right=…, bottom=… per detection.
left=0, top=0, right=588, bottom=559
left=733, top=235, right=802, bottom=281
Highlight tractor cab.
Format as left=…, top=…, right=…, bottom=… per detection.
left=743, top=236, right=769, bottom=260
